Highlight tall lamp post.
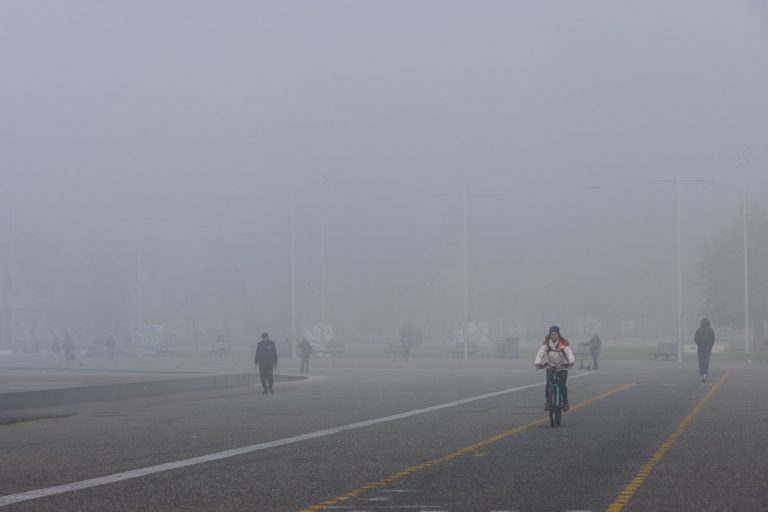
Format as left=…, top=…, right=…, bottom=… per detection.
left=743, top=186, right=749, bottom=354
left=462, top=191, right=468, bottom=361
left=136, top=221, right=144, bottom=358
left=582, top=178, right=723, bottom=362
left=676, top=176, right=683, bottom=362
left=460, top=189, right=502, bottom=361
left=8, top=208, right=17, bottom=355
left=706, top=179, right=750, bottom=354
left=290, top=191, right=297, bottom=359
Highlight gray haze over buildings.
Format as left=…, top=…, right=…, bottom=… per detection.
left=1, top=2, right=766, bottom=347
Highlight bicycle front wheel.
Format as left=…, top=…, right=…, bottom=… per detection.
left=549, top=387, right=558, bottom=428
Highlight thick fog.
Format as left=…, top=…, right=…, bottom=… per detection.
left=1, top=2, right=766, bottom=348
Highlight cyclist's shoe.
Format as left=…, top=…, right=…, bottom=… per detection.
left=702, top=374, right=707, bottom=383
left=544, top=401, right=550, bottom=411
left=562, top=399, right=570, bottom=412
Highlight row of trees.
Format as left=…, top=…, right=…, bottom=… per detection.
left=2, top=197, right=765, bottom=349
left=699, top=207, right=768, bottom=346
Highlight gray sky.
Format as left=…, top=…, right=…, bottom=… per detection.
left=2, top=1, right=766, bottom=342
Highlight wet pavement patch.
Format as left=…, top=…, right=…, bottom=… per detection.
left=0, top=413, right=76, bottom=425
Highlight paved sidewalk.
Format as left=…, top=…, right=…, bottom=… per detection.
left=0, top=351, right=283, bottom=411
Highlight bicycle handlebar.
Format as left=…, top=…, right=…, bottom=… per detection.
left=536, top=362, right=573, bottom=370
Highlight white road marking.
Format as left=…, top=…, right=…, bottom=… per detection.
left=0, top=373, right=592, bottom=507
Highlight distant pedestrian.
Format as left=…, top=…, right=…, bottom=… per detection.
left=105, top=335, right=117, bottom=359
left=402, top=334, right=413, bottom=361
left=215, top=334, right=227, bottom=360
left=694, top=318, right=715, bottom=382
left=62, top=334, right=76, bottom=364
left=51, top=337, right=61, bottom=364
left=254, top=332, right=278, bottom=394
left=399, top=327, right=414, bottom=361
left=298, top=338, right=312, bottom=374
left=580, top=333, right=602, bottom=370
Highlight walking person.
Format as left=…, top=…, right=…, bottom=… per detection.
left=580, top=333, right=602, bottom=370
left=214, top=334, right=227, bottom=360
left=694, top=318, right=715, bottom=382
left=254, top=332, right=278, bottom=394
left=51, top=337, right=61, bottom=364
left=399, top=326, right=414, bottom=361
left=62, top=334, right=76, bottom=365
left=105, top=335, right=117, bottom=359
left=298, top=338, right=312, bottom=374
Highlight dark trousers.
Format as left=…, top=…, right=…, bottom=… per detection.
left=545, top=369, right=569, bottom=402
left=259, top=365, right=274, bottom=390
left=591, top=351, right=599, bottom=370
left=300, top=356, right=310, bottom=374
left=698, top=349, right=712, bottom=375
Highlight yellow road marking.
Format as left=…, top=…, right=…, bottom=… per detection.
left=605, top=371, right=729, bottom=512
left=297, top=381, right=637, bottom=512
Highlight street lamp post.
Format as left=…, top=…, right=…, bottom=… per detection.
left=462, top=191, right=468, bottom=361
left=8, top=208, right=16, bottom=355
left=705, top=179, right=750, bottom=354
left=743, top=186, right=749, bottom=354
left=136, top=222, right=143, bottom=358
left=459, top=189, right=502, bottom=361
left=290, top=191, right=297, bottom=359
left=676, top=176, right=683, bottom=363
left=320, top=207, right=326, bottom=327
left=582, top=178, right=726, bottom=362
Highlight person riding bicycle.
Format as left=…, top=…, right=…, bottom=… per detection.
left=534, top=325, right=575, bottom=412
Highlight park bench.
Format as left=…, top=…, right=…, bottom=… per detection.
left=649, top=342, right=677, bottom=360
left=383, top=343, right=405, bottom=359
left=448, top=342, right=478, bottom=358
left=205, top=344, right=229, bottom=357
left=317, top=342, right=345, bottom=359
left=317, top=347, right=343, bottom=357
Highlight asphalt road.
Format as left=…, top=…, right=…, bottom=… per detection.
left=1, top=358, right=766, bottom=512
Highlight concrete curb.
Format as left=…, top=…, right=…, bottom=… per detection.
left=0, top=373, right=301, bottom=411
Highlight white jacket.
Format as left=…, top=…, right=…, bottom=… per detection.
left=535, top=340, right=575, bottom=367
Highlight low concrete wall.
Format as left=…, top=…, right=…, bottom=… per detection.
left=0, top=373, right=254, bottom=411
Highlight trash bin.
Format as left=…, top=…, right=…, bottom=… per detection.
left=495, top=337, right=519, bottom=359
left=277, top=340, right=292, bottom=357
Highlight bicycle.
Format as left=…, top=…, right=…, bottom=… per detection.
left=537, top=362, right=571, bottom=427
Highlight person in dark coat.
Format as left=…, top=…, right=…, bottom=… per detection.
left=694, top=318, right=715, bottom=382
left=401, top=333, right=413, bottom=361
left=580, top=333, right=602, bottom=370
left=62, top=334, right=76, bottom=364
left=254, top=332, right=278, bottom=394
left=105, top=335, right=117, bottom=359
left=51, top=337, right=62, bottom=364
left=298, top=338, right=312, bottom=374
left=215, top=334, right=227, bottom=360
left=399, top=326, right=415, bottom=361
